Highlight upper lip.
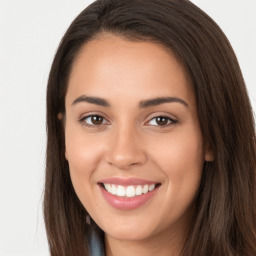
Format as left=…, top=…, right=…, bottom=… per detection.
left=98, top=177, right=160, bottom=186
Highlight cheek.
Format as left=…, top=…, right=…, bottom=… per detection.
left=167, top=134, right=204, bottom=176
left=150, top=127, right=204, bottom=210
left=65, top=120, right=105, bottom=169
left=66, top=138, right=101, bottom=172
left=150, top=126, right=204, bottom=170
left=64, top=126, right=104, bottom=203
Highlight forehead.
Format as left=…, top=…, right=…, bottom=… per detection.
left=66, top=35, right=195, bottom=107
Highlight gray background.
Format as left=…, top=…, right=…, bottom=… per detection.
left=0, top=0, right=255, bottom=255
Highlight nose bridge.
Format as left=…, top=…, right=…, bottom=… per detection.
left=106, top=122, right=146, bottom=169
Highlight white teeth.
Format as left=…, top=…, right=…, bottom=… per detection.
left=105, top=184, right=111, bottom=192
left=142, top=184, right=149, bottom=194
left=135, top=185, right=143, bottom=196
left=103, top=183, right=157, bottom=197
left=117, top=185, right=126, bottom=197
left=111, top=184, right=117, bottom=195
left=149, top=184, right=155, bottom=191
left=126, top=186, right=136, bottom=197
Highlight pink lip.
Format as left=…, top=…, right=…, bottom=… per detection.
left=98, top=177, right=158, bottom=186
left=98, top=183, right=160, bottom=210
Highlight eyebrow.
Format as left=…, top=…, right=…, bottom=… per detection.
left=72, top=95, right=110, bottom=107
left=72, top=95, right=188, bottom=108
left=139, top=97, right=188, bottom=108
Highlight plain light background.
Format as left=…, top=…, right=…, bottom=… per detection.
left=0, top=1, right=255, bottom=255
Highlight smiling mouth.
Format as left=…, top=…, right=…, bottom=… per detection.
left=99, top=183, right=161, bottom=198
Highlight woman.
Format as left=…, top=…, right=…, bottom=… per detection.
left=44, top=0, right=256, bottom=255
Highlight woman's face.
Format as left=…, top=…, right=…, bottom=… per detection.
left=64, top=35, right=212, bottom=242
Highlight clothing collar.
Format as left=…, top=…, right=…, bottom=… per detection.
left=88, top=228, right=105, bottom=256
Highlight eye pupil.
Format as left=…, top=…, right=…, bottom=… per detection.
left=92, top=116, right=103, bottom=125
left=156, top=117, right=168, bottom=126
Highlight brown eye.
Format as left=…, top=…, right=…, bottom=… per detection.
left=156, top=117, right=169, bottom=126
left=147, top=115, right=177, bottom=127
left=91, top=115, right=104, bottom=125
left=80, top=115, right=108, bottom=127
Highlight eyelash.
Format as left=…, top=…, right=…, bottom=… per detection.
left=79, top=115, right=109, bottom=128
left=79, top=114, right=178, bottom=129
left=146, top=115, right=178, bottom=128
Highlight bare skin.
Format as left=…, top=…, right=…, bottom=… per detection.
left=64, top=34, right=213, bottom=256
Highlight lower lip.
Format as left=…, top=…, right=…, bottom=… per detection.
left=99, top=185, right=159, bottom=210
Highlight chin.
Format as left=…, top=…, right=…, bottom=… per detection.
left=106, top=230, right=152, bottom=241
left=101, top=221, right=158, bottom=241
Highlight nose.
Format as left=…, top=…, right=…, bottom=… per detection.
left=105, top=125, right=147, bottom=170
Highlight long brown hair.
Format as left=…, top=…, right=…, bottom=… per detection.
left=44, top=0, right=256, bottom=255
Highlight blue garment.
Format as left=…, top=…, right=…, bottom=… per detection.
left=89, top=228, right=105, bottom=256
